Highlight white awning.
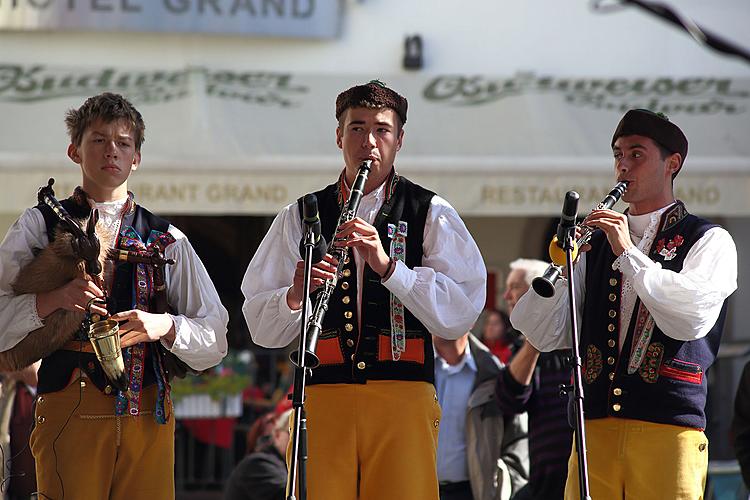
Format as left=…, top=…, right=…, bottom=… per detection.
left=1, top=65, right=748, bottom=215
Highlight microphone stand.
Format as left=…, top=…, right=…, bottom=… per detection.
left=286, top=226, right=315, bottom=500
left=560, top=223, right=592, bottom=500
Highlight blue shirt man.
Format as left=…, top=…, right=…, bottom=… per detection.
left=434, top=333, right=529, bottom=500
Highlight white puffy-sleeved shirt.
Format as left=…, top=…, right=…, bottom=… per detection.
left=511, top=203, right=737, bottom=353
left=242, top=177, right=487, bottom=349
left=0, top=199, right=228, bottom=371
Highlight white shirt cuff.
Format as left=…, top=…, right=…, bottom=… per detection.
left=27, top=294, right=45, bottom=329
left=612, top=246, right=656, bottom=278
left=382, top=260, right=416, bottom=297
left=164, top=314, right=187, bottom=352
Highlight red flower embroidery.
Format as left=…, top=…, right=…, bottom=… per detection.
left=656, top=234, right=684, bottom=261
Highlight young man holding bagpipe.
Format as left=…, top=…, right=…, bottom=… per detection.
left=0, top=92, right=228, bottom=499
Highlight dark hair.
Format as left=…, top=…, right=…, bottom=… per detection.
left=65, top=92, right=145, bottom=150
left=335, top=80, right=408, bottom=128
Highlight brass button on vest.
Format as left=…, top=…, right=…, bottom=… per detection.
left=608, top=310, right=617, bottom=318
left=609, top=293, right=617, bottom=302
left=342, top=269, right=351, bottom=278
left=612, top=403, right=622, bottom=412
left=613, top=388, right=622, bottom=396
left=609, top=372, right=615, bottom=381
left=607, top=356, right=615, bottom=365
left=356, top=361, right=366, bottom=370
left=341, top=282, right=350, bottom=290
left=342, top=296, right=351, bottom=304
left=344, top=311, right=353, bottom=319
left=608, top=324, right=615, bottom=332
left=609, top=278, right=618, bottom=286
left=608, top=339, right=616, bottom=348
left=346, top=339, right=355, bottom=348
left=345, top=323, right=354, bottom=332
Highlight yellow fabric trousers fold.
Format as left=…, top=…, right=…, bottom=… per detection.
left=565, top=417, right=708, bottom=500
left=30, top=377, right=175, bottom=500
left=297, top=380, right=441, bottom=500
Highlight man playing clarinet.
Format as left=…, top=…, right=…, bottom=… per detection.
left=242, top=80, right=486, bottom=499
left=511, top=109, right=738, bottom=499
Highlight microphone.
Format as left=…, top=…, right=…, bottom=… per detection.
left=547, top=191, right=580, bottom=267
left=556, top=191, right=579, bottom=249
left=300, top=194, right=327, bottom=263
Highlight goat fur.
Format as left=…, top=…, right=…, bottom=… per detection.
left=0, top=213, right=112, bottom=372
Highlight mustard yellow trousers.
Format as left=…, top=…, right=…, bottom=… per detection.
left=565, top=417, right=708, bottom=500
left=30, top=377, right=175, bottom=500
left=297, top=380, right=441, bottom=500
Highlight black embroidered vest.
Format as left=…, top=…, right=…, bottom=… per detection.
left=298, top=175, right=436, bottom=385
left=581, top=202, right=726, bottom=429
left=35, top=198, right=173, bottom=395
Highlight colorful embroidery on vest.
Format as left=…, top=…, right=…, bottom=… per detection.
left=387, top=221, right=408, bottom=361
left=655, top=235, right=684, bottom=261
left=584, top=345, right=603, bottom=384
left=628, top=302, right=656, bottom=374
left=638, top=342, right=664, bottom=384
left=114, top=226, right=175, bottom=424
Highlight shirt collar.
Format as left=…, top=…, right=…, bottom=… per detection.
left=434, top=343, right=477, bottom=375
left=627, top=202, right=675, bottom=239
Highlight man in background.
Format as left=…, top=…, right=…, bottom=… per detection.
left=434, top=332, right=528, bottom=500
left=224, top=409, right=292, bottom=500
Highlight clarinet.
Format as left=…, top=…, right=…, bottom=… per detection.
left=531, top=181, right=628, bottom=298
left=299, top=160, right=372, bottom=368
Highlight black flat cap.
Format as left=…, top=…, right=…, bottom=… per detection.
left=612, top=109, right=688, bottom=164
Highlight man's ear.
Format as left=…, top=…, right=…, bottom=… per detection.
left=131, top=151, right=142, bottom=172
left=67, top=144, right=81, bottom=164
left=396, top=128, right=404, bottom=152
left=668, top=153, right=682, bottom=177
left=335, top=127, right=343, bottom=150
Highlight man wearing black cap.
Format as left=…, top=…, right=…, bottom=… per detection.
left=242, top=81, right=486, bottom=499
left=511, top=109, right=737, bottom=499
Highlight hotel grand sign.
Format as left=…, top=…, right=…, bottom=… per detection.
left=0, top=0, right=341, bottom=38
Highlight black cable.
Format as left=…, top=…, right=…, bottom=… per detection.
left=591, top=0, right=750, bottom=64
left=28, top=349, right=87, bottom=500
